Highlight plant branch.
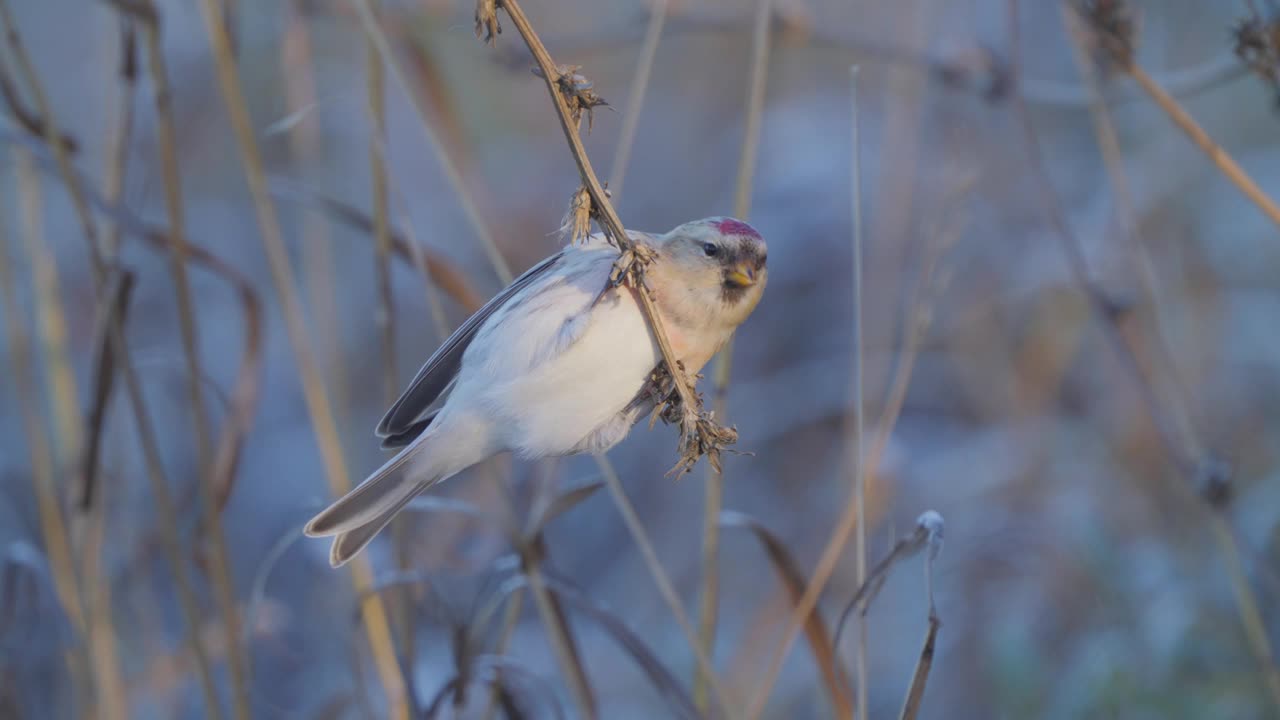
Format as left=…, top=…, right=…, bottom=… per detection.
left=491, top=0, right=736, bottom=476
left=193, top=1, right=409, bottom=716
left=695, top=0, right=772, bottom=709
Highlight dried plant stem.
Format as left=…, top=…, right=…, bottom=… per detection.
left=194, top=2, right=408, bottom=717
left=744, top=194, right=963, bottom=720
left=1, top=165, right=93, bottom=715
left=77, top=24, right=138, bottom=720
left=496, top=0, right=726, bottom=473
left=1213, top=515, right=1280, bottom=706
left=1, top=3, right=228, bottom=708
left=113, top=279, right=227, bottom=720
left=606, top=0, right=667, bottom=198
left=132, top=2, right=250, bottom=714
left=896, top=615, right=940, bottom=720
left=364, top=0, right=397, bottom=414
left=594, top=455, right=737, bottom=719
left=281, top=0, right=351, bottom=433
left=349, top=0, right=512, bottom=283
left=694, top=0, right=771, bottom=709
left=849, top=64, right=868, bottom=720
left=357, top=0, right=418, bottom=676
left=1126, top=64, right=1280, bottom=231
left=1060, top=6, right=1201, bottom=456
left=1021, top=2, right=1280, bottom=711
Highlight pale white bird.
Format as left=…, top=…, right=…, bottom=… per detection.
left=305, top=217, right=768, bottom=566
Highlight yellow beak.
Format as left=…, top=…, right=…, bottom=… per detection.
left=725, top=264, right=757, bottom=288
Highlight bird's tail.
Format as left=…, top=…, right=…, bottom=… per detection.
left=304, top=436, right=448, bottom=567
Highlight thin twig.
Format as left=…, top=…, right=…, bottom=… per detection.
left=0, top=166, right=94, bottom=716
left=594, top=456, right=737, bottom=719
left=694, top=0, right=772, bottom=709
left=745, top=181, right=970, bottom=720
left=349, top=0, right=513, bottom=283
left=1022, top=1, right=1280, bottom=711
left=193, top=1, right=409, bottom=717
left=491, top=0, right=736, bottom=475
left=607, top=0, right=668, bottom=199
left=849, top=63, right=868, bottom=720
left=281, top=0, right=351, bottom=440
left=129, top=1, right=250, bottom=713
left=897, top=512, right=943, bottom=720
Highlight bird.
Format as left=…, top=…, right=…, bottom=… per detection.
left=304, top=217, right=768, bottom=567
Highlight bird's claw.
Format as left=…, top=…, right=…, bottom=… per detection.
left=609, top=242, right=656, bottom=288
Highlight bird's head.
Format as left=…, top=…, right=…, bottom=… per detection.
left=657, top=216, right=768, bottom=326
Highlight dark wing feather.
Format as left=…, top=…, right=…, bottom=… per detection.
left=375, top=252, right=565, bottom=446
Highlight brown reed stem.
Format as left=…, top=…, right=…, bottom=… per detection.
left=694, top=0, right=772, bottom=710
left=193, top=1, right=408, bottom=716
left=607, top=0, right=667, bottom=199
left=0, top=162, right=94, bottom=716
left=128, top=2, right=250, bottom=713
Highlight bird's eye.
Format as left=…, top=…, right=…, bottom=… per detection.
left=702, top=243, right=719, bottom=257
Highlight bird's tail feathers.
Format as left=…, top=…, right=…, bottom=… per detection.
left=304, top=436, right=446, bottom=567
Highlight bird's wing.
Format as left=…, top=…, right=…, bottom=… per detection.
left=375, top=251, right=566, bottom=446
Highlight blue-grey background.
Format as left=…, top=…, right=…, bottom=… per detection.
left=2, top=0, right=1279, bottom=718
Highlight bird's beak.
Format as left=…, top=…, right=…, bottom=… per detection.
left=725, top=263, right=757, bottom=288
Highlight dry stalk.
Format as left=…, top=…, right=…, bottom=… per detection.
left=1, top=3, right=226, bottom=713
left=695, top=0, right=772, bottom=710
left=607, top=0, right=668, bottom=198
left=1023, top=1, right=1280, bottom=710
left=744, top=182, right=970, bottom=720
left=484, top=0, right=737, bottom=477
left=1070, top=1, right=1280, bottom=231
left=193, top=1, right=408, bottom=717
left=0, top=172, right=93, bottom=715
left=113, top=2, right=252, bottom=713
left=350, top=0, right=513, bottom=283
left=848, top=63, right=869, bottom=720
left=280, top=0, right=351, bottom=431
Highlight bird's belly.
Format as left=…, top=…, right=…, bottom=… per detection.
left=487, top=290, right=659, bottom=457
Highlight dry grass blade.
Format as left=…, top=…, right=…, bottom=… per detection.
left=350, top=0, right=512, bottom=283
left=897, top=511, right=943, bottom=720
left=593, top=455, right=738, bottom=717
left=833, top=512, right=941, bottom=651
left=606, top=0, right=667, bottom=198
left=496, top=571, right=702, bottom=720
left=720, top=511, right=853, bottom=719
left=527, top=480, right=604, bottom=539
left=2, top=127, right=267, bottom=522
left=848, top=62, right=869, bottom=720
left=896, top=616, right=940, bottom=720
left=117, top=2, right=251, bottom=710
left=744, top=182, right=967, bottom=720
left=194, top=2, right=408, bottom=716
left=696, top=0, right=772, bottom=704
left=0, top=193, right=94, bottom=713
left=79, top=270, right=133, bottom=510
left=268, top=180, right=486, bottom=312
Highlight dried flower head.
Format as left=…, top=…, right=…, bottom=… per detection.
left=1075, top=0, right=1138, bottom=71
left=1233, top=8, right=1280, bottom=107
left=532, top=64, right=610, bottom=131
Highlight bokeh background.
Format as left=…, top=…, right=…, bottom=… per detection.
left=2, top=0, right=1279, bottom=718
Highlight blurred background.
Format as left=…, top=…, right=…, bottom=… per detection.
left=2, top=0, right=1279, bottom=718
